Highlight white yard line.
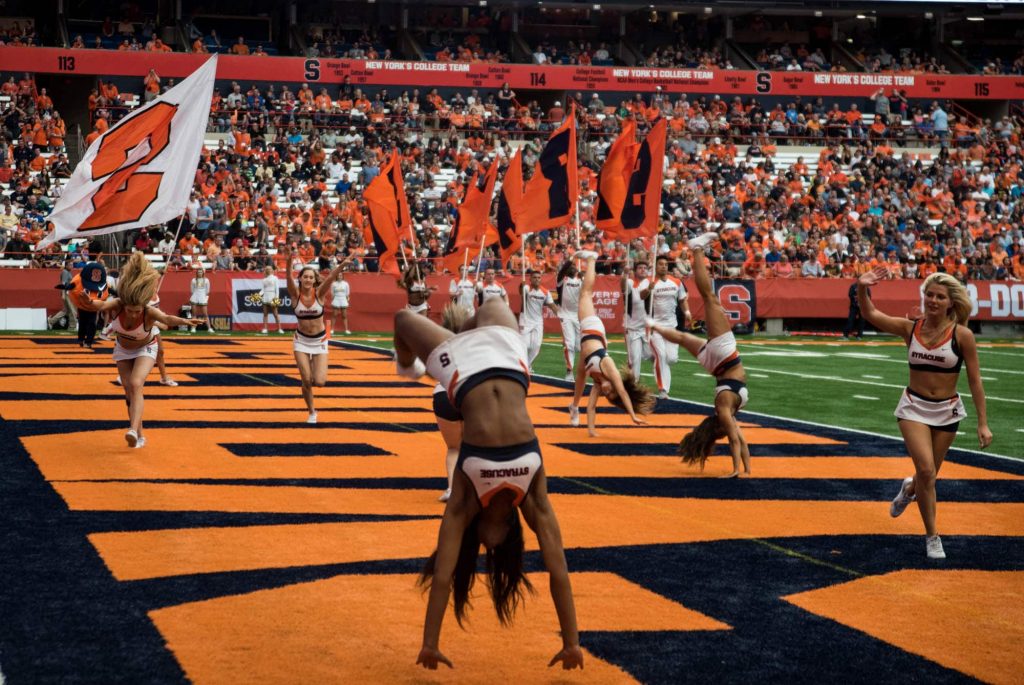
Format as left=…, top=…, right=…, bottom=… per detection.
left=750, top=373, right=771, bottom=378
left=853, top=395, right=879, bottom=401
left=752, top=343, right=1024, bottom=375
left=862, top=374, right=884, bottom=379
left=977, top=348, right=1024, bottom=357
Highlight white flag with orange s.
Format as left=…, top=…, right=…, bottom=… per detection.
left=38, top=55, right=217, bottom=249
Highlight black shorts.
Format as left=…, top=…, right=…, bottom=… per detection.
left=432, top=389, right=463, bottom=422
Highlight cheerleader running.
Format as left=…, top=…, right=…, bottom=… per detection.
left=392, top=298, right=582, bottom=672
left=858, top=268, right=992, bottom=559
left=94, top=253, right=203, bottom=448
left=645, top=234, right=751, bottom=477
left=283, top=246, right=348, bottom=423
left=400, top=262, right=435, bottom=316
left=568, top=251, right=654, bottom=437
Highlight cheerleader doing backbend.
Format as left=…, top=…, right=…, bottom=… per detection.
left=393, top=297, right=583, bottom=672
left=94, top=253, right=203, bottom=448
left=568, top=250, right=654, bottom=437
left=645, top=234, right=751, bottom=477
left=858, top=268, right=992, bottom=559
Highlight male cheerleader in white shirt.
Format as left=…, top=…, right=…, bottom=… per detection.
left=622, top=260, right=651, bottom=383
left=640, top=255, right=691, bottom=399
left=476, top=267, right=508, bottom=305
left=520, top=269, right=562, bottom=371
left=448, top=265, right=476, bottom=315
left=556, top=261, right=582, bottom=381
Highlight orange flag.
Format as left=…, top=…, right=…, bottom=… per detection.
left=364, top=151, right=408, bottom=276
left=515, top=109, right=577, bottom=234
left=441, top=162, right=497, bottom=274
left=491, top=150, right=524, bottom=267
left=619, top=118, right=667, bottom=239
left=595, top=117, right=638, bottom=235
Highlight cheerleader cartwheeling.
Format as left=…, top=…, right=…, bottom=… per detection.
left=392, top=297, right=583, bottom=671
left=568, top=251, right=654, bottom=437
left=645, top=234, right=751, bottom=477
left=283, top=246, right=348, bottom=423
left=94, top=253, right=204, bottom=448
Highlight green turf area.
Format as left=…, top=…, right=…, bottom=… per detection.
left=353, top=332, right=1024, bottom=460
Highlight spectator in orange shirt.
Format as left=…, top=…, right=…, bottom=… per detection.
left=230, top=36, right=250, bottom=56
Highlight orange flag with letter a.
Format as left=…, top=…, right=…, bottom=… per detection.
left=595, top=117, right=638, bottom=237
left=617, top=117, right=667, bottom=240
left=515, top=109, right=577, bottom=234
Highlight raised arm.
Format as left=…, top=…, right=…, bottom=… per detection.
left=94, top=297, right=122, bottom=314
left=520, top=474, right=583, bottom=671
left=148, top=306, right=205, bottom=330
left=857, top=266, right=913, bottom=339
left=316, top=256, right=351, bottom=301
left=282, top=246, right=299, bottom=299
left=958, top=326, right=993, bottom=449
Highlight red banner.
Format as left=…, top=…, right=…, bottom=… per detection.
left=4, top=271, right=1021, bottom=331
left=4, top=47, right=1024, bottom=100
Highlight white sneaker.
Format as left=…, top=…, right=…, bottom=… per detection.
left=307, top=411, right=318, bottom=424
left=189, top=327, right=196, bottom=333
left=345, top=329, right=352, bottom=335
left=159, top=378, right=178, bottom=387
left=135, top=436, right=147, bottom=449
left=687, top=232, right=718, bottom=251
left=114, top=376, right=122, bottom=385
left=278, top=328, right=286, bottom=334
left=658, top=390, right=669, bottom=400
left=261, top=328, right=268, bottom=334
left=569, top=404, right=580, bottom=427
left=889, top=476, right=916, bottom=518
left=125, top=429, right=138, bottom=447
left=926, top=535, right=946, bottom=559
left=564, top=371, right=574, bottom=381
left=395, top=354, right=426, bottom=379
left=575, top=249, right=598, bottom=261
left=438, top=489, right=451, bottom=502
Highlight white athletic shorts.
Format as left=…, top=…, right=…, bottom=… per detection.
left=426, top=325, right=529, bottom=409
left=113, top=339, right=158, bottom=362
left=697, top=331, right=740, bottom=376
left=293, top=329, right=330, bottom=355
left=332, top=296, right=349, bottom=309
left=894, top=387, right=966, bottom=428
left=579, top=315, right=607, bottom=347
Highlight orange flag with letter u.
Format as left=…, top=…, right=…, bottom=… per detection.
left=39, top=55, right=218, bottom=248
left=515, top=109, right=577, bottom=234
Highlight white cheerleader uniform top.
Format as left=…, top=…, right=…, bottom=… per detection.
left=425, top=326, right=530, bottom=409
left=907, top=320, right=963, bottom=374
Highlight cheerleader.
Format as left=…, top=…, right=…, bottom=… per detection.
left=392, top=298, right=582, bottom=672
left=260, top=265, right=283, bottom=334
left=645, top=235, right=751, bottom=478
left=330, top=260, right=353, bottom=335
left=283, top=245, right=348, bottom=423
left=858, top=268, right=992, bottom=559
left=568, top=251, right=654, bottom=437
left=94, top=253, right=203, bottom=448
left=400, top=262, right=436, bottom=316
left=189, top=267, right=211, bottom=333
left=555, top=260, right=582, bottom=381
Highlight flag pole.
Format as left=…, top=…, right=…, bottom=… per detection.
left=408, top=223, right=421, bottom=281
left=157, top=214, right=187, bottom=294
left=473, top=234, right=486, bottom=276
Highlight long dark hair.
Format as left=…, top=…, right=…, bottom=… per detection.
left=418, top=509, right=534, bottom=627
left=607, top=365, right=656, bottom=416
left=678, top=414, right=726, bottom=469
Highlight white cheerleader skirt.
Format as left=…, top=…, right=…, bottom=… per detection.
left=894, top=387, right=966, bottom=431
left=113, top=339, right=159, bottom=362
left=332, top=297, right=349, bottom=309
left=293, top=329, right=330, bottom=355
left=407, top=302, right=428, bottom=314
left=191, top=295, right=209, bottom=306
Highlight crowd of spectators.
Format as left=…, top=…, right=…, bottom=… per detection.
left=3, top=72, right=1023, bottom=288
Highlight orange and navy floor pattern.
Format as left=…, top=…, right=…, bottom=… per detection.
left=0, top=335, right=1022, bottom=683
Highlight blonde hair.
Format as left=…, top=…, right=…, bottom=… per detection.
left=922, top=272, right=971, bottom=325
left=441, top=302, right=470, bottom=333
left=118, top=251, right=160, bottom=307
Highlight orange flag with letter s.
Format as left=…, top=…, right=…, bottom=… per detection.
left=514, top=109, right=577, bottom=234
